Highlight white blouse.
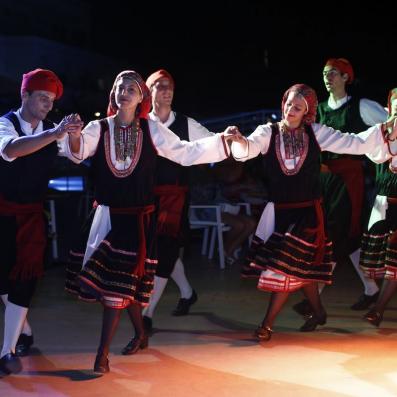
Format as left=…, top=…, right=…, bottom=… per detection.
left=231, top=123, right=396, bottom=167
left=66, top=116, right=228, bottom=167
left=148, top=111, right=214, bottom=141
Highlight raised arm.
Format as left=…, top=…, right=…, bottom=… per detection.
left=149, top=120, right=230, bottom=166
left=187, top=117, right=215, bottom=140
left=230, top=124, right=272, bottom=161
left=59, top=119, right=101, bottom=163
left=1, top=115, right=83, bottom=160
left=313, top=121, right=396, bottom=163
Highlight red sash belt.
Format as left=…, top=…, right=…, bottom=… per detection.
left=387, top=197, right=397, bottom=205
left=275, top=199, right=325, bottom=265
left=0, top=195, right=45, bottom=280
left=153, top=184, right=188, bottom=237
left=324, top=157, right=364, bottom=238
left=110, top=204, right=155, bottom=277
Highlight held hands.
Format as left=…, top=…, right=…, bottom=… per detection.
left=222, top=126, right=245, bottom=143
left=54, top=113, right=84, bottom=139
left=222, top=125, right=249, bottom=159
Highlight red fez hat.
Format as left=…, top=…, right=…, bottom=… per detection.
left=325, top=58, right=354, bottom=84
left=21, top=68, right=63, bottom=99
left=146, top=69, right=174, bottom=90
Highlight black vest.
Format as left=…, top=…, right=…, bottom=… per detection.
left=317, top=97, right=368, bottom=162
left=375, top=163, right=397, bottom=197
left=91, top=118, right=157, bottom=207
left=263, top=123, right=321, bottom=203
left=0, top=111, right=57, bottom=203
left=155, top=112, right=190, bottom=186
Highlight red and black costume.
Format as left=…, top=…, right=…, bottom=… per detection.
left=247, top=123, right=334, bottom=292
left=154, top=112, right=189, bottom=278
left=0, top=112, right=57, bottom=307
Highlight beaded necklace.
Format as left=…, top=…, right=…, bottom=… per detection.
left=114, top=117, right=141, bottom=163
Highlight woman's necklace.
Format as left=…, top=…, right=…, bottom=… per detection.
left=114, top=117, right=140, bottom=163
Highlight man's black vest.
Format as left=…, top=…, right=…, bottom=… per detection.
left=0, top=112, right=57, bottom=203
left=155, top=112, right=189, bottom=186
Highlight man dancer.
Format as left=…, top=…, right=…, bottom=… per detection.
left=294, top=58, right=387, bottom=316
left=0, top=69, right=82, bottom=374
left=141, top=69, right=214, bottom=333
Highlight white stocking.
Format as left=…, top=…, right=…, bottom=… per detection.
left=142, top=276, right=168, bottom=318
left=1, top=302, right=28, bottom=357
left=1, top=294, right=32, bottom=337
left=350, top=248, right=379, bottom=295
left=171, top=258, right=192, bottom=299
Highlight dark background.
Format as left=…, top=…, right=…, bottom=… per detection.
left=1, top=0, right=395, bottom=262
left=1, top=0, right=396, bottom=122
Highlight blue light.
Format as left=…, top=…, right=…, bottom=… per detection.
left=48, top=176, right=84, bottom=192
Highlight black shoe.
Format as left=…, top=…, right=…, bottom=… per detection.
left=93, top=354, right=109, bottom=374
left=292, top=299, right=313, bottom=317
left=143, top=316, right=153, bottom=336
left=121, top=335, right=149, bottom=355
left=350, top=292, right=380, bottom=311
left=15, top=334, right=34, bottom=357
left=0, top=353, right=22, bottom=374
left=254, top=325, right=273, bottom=341
left=172, top=290, right=198, bottom=316
left=299, top=312, right=327, bottom=332
left=363, top=309, right=383, bottom=327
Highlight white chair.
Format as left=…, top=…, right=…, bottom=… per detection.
left=207, top=202, right=253, bottom=260
left=189, top=202, right=253, bottom=269
left=189, top=204, right=228, bottom=269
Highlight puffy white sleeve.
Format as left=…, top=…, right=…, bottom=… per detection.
left=59, top=120, right=101, bottom=163
left=0, top=117, right=19, bottom=162
left=359, top=98, right=388, bottom=126
left=230, top=124, right=272, bottom=162
left=149, top=119, right=229, bottom=166
left=313, top=123, right=392, bottom=163
left=187, top=117, right=215, bottom=140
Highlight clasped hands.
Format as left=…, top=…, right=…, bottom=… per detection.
left=223, top=126, right=246, bottom=143
left=55, top=113, right=84, bottom=139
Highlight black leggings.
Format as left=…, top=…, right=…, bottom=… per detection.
left=0, top=278, right=38, bottom=308
left=156, top=235, right=180, bottom=278
left=0, top=215, right=38, bottom=307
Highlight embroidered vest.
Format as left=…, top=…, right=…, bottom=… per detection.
left=91, top=118, right=157, bottom=207
left=262, top=123, right=321, bottom=203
